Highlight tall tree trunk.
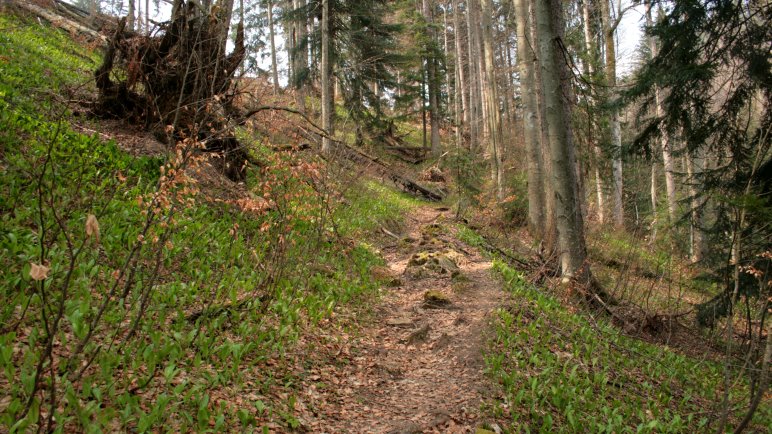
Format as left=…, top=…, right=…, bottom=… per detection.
left=443, top=4, right=453, bottom=121
left=647, top=1, right=677, bottom=222
left=514, top=0, right=545, bottom=238
left=686, top=149, right=705, bottom=262
left=137, top=0, right=143, bottom=32
left=471, top=0, right=488, bottom=142
left=535, top=0, right=589, bottom=280
left=454, top=0, right=468, bottom=144
left=466, top=0, right=480, bottom=149
left=293, top=0, right=308, bottom=111
left=267, top=0, right=280, bottom=94
left=502, top=27, right=514, bottom=127
left=217, top=0, right=235, bottom=59
left=321, top=0, right=333, bottom=153
left=127, top=0, right=135, bottom=30
left=581, top=0, right=607, bottom=223
left=480, top=0, right=502, bottom=199
left=285, top=1, right=295, bottom=90
left=601, top=0, right=624, bottom=228
left=531, top=0, right=557, bottom=252
left=650, top=158, right=658, bottom=241
left=423, top=0, right=442, bottom=156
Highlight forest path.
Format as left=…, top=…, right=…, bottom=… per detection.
left=299, top=205, right=505, bottom=433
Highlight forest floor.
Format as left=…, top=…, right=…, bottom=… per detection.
left=294, top=205, right=505, bottom=433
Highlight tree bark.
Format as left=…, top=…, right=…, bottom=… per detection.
left=686, top=149, right=705, bottom=262
left=293, top=0, right=308, bottom=111
left=601, top=0, right=624, bottom=228
left=466, top=0, right=481, bottom=150
left=321, top=0, right=333, bottom=153
left=535, top=0, right=589, bottom=280
left=452, top=0, right=469, bottom=145
left=127, top=0, right=135, bottom=30
left=443, top=4, right=453, bottom=121
left=581, top=0, right=607, bottom=224
left=647, top=1, right=677, bottom=222
left=514, top=0, right=545, bottom=238
left=530, top=0, right=557, bottom=252
left=471, top=0, right=488, bottom=142
left=453, top=0, right=468, bottom=145
left=423, top=0, right=442, bottom=157
left=480, top=0, right=502, bottom=199
left=267, top=0, right=280, bottom=94
left=217, top=0, right=235, bottom=58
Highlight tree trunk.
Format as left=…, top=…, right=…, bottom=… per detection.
left=686, top=149, right=705, bottom=262
left=650, top=158, right=658, bottom=241
left=531, top=0, right=557, bottom=252
left=581, top=0, right=607, bottom=224
left=471, top=0, right=488, bottom=142
left=646, top=1, right=677, bottom=222
left=285, top=0, right=295, bottom=88
left=321, top=0, right=333, bottom=153
left=453, top=0, right=468, bottom=144
left=267, top=0, right=280, bottom=94
left=217, top=0, right=234, bottom=58
left=502, top=26, right=514, bottom=127
left=480, top=0, right=502, bottom=199
left=535, top=0, right=588, bottom=280
left=293, top=0, right=307, bottom=111
left=601, top=0, right=624, bottom=228
left=466, top=0, right=480, bottom=150
left=443, top=4, right=453, bottom=121
left=127, top=0, right=135, bottom=30
left=514, top=0, right=545, bottom=238
left=423, top=0, right=442, bottom=157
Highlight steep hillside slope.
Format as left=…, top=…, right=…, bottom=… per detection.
left=0, top=10, right=422, bottom=431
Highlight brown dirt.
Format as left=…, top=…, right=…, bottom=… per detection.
left=296, top=205, right=505, bottom=433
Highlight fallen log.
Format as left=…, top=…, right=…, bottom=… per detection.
left=239, top=105, right=445, bottom=202
left=328, top=141, right=444, bottom=202
left=12, top=0, right=106, bottom=42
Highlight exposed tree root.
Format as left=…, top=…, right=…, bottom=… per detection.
left=93, top=0, right=251, bottom=181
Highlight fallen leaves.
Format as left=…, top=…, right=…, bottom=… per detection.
left=86, top=213, right=100, bottom=243
left=29, top=262, right=50, bottom=281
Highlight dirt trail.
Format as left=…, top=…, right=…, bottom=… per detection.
left=300, top=205, right=506, bottom=433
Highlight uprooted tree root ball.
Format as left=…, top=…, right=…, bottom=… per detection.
left=93, top=0, right=251, bottom=181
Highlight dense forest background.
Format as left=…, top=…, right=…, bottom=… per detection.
left=0, top=0, right=769, bottom=431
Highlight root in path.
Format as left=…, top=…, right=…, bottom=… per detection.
left=299, top=206, right=505, bottom=433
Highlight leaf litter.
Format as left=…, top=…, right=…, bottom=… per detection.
left=292, top=205, right=506, bottom=433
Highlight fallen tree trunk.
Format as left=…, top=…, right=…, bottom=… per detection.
left=239, top=105, right=445, bottom=201
left=328, top=141, right=444, bottom=201
left=12, top=0, right=106, bottom=41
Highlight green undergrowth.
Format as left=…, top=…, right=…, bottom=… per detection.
left=586, top=228, right=720, bottom=313
left=485, top=259, right=770, bottom=433
left=0, top=13, right=99, bottom=111
left=336, top=180, right=422, bottom=236
left=0, top=12, right=416, bottom=432
left=588, top=229, right=673, bottom=280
